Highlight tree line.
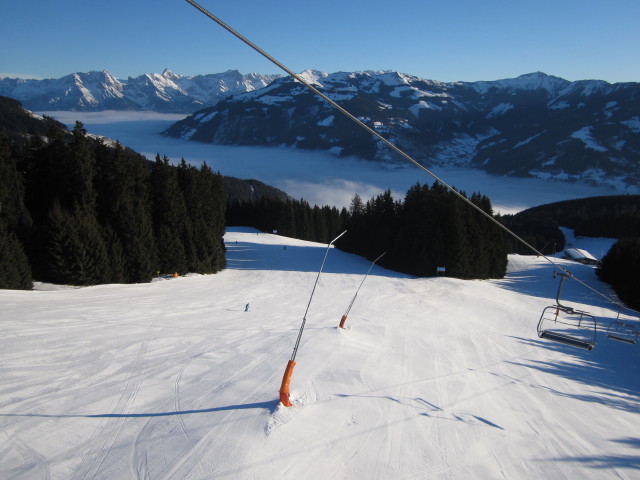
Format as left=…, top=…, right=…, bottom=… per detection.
left=228, top=182, right=509, bottom=279
left=1, top=97, right=635, bottom=309
left=0, top=121, right=226, bottom=289
left=1, top=110, right=508, bottom=289
left=597, top=238, right=640, bottom=311
left=501, top=194, right=640, bottom=254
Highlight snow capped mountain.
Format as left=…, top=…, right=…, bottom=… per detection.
left=3, top=68, right=638, bottom=188
left=470, top=71, right=571, bottom=95
left=164, top=70, right=640, bottom=189
left=0, top=70, right=137, bottom=111
left=0, top=69, right=281, bottom=113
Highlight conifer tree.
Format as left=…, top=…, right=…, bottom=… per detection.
left=22, top=121, right=69, bottom=223
left=0, top=226, right=32, bottom=290
left=0, top=132, right=33, bottom=288
left=0, top=132, right=30, bottom=231
left=312, top=205, right=329, bottom=243
left=295, top=200, right=313, bottom=241
left=66, top=121, right=97, bottom=208
left=151, top=155, right=188, bottom=273
left=597, top=238, right=640, bottom=310
left=44, top=202, right=110, bottom=285
left=283, top=200, right=297, bottom=237
left=95, top=143, right=158, bottom=282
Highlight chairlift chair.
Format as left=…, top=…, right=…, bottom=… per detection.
left=606, top=313, right=638, bottom=345
left=537, top=272, right=597, bottom=351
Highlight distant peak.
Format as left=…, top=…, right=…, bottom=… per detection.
left=467, top=71, right=570, bottom=95
left=517, top=71, right=549, bottom=79
left=162, top=68, right=180, bottom=80
left=297, top=70, right=328, bottom=86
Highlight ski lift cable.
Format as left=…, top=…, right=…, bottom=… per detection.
left=182, top=0, right=636, bottom=316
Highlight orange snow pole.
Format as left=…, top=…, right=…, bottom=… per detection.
left=279, top=360, right=296, bottom=407
left=339, top=315, right=348, bottom=329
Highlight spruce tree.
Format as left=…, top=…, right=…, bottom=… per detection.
left=0, top=227, right=32, bottom=290
left=0, top=132, right=33, bottom=289
left=44, top=203, right=110, bottom=285
left=95, top=143, right=158, bottom=282
left=151, top=155, right=188, bottom=274
left=597, top=238, right=640, bottom=310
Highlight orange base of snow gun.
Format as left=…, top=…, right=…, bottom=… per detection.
left=279, top=360, right=296, bottom=407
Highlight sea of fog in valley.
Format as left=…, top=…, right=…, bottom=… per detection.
left=42, top=111, right=636, bottom=214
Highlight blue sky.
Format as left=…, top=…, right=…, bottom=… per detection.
left=1, top=0, right=638, bottom=83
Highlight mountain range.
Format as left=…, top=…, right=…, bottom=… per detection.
left=0, top=69, right=281, bottom=113
left=164, top=70, right=640, bottom=189
left=2, top=69, right=639, bottom=189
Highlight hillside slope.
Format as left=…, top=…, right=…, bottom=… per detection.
left=165, top=71, right=640, bottom=189
left=0, top=228, right=638, bottom=479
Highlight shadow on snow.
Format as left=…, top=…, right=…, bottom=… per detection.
left=509, top=335, right=640, bottom=415
left=0, top=400, right=280, bottom=419
left=224, top=239, right=410, bottom=278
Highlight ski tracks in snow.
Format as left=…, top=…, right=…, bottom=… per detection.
left=70, top=319, right=155, bottom=480
left=0, top=431, right=50, bottom=480
left=131, top=330, right=289, bottom=480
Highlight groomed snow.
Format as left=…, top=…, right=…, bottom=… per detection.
left=1, top=228, right=638, bottom=479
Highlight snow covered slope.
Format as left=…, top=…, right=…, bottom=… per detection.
left=1, top=228, right=638, bottom=479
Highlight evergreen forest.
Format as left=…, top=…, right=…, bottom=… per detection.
left=501, top=195, right=640, bottom=254
left=227, top=183, right=509, bottom=279
left=1, top=96, right=637, bottom=314
left=0, top=120, right=226, bottom=289
left=597, top=237, right=640, bottom=311
left=0, top=108, right=510, bottom=290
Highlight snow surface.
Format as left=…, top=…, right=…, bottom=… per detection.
left=485, top=102, right=514, bottom=119
left=570, top=127, right=608, bottom=152
left=559, top=227, right=616, bottom=260
left=39, top=111, right=635, bottom=215
left=468, top=72, right=571, bottom=96
left=621, top=117, right=640, bottom=133
left=1, top=228, right=639, bottom=479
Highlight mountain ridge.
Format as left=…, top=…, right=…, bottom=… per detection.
left=162, top=70, right=640, bottom=189
left=3, top=68, right=638, bottom=189
left=0, top=69, right=282, bottom=113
